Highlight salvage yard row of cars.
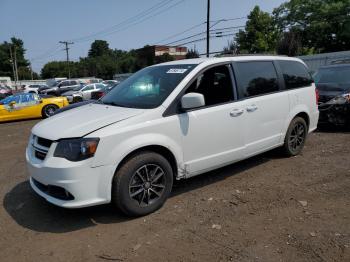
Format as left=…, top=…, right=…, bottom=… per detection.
left=0, top=79, right=119, bottom=122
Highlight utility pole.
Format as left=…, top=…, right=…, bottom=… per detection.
left=29, top=63, right=33, bottom=80
left=9, top=45, right=16, bottom=84
left=206, top=0, right=210, bottom=57
left=14, top=47, right=19, bottom=82
left=59, top=41, right=74, bottom=78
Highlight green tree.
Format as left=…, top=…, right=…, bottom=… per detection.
left=0, top=37, right=35, bottom=80
left=154, top=53, right=174, bottom=64
left=274, top=0, right=350, bottom=54
left=88, top=40, right=111, bottom=58
left=41, top=61, right=78, bottom=79
left=276, top=30, right=302, bottom=56
left=222, top=40, right=239, bottom=55
left=186, top=48, right=199, bottom=59
left=236, top=6, right=278, bottom=54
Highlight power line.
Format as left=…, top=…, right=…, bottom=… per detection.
left=71, top=0, right=184, bottom=43
left=155, top=22, right=206, bottom=44
left=154, top=16, right=247, bottom=45
left=29, top=0, right=179, bottom=62
left=82, top=0, right=186, bottom=42
left=210, top=16, right=247, bottom=23
left=30, top=45, right=61, bottom=61
left=158, top=32, right=237, bottom=50
left=30, top=5, right=247, bottom=67
left=161, top=25, right=244, bottom=46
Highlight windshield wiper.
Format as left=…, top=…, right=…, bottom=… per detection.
left=98, top=101, right=127, bottom=107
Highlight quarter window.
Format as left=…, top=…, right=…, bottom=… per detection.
left=185, top=65, right=234, bottom=107
left=83, top=85, right=94, bottom=91
left=279, top=60, right=313, bottom=89
left=235, top=61, right=279, bottom=99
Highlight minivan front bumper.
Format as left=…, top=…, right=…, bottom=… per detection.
left=26, top=141, right=114, bottom=208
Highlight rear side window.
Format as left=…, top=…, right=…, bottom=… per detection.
left=60, top=81, right=69, bottom=87
left=235, top=61, right=279, bottom=99
left=279, top=60, right=312, bottom=89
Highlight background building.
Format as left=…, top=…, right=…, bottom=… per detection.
left=154, top=45, right=187, bottom=60
left=298, top=50, right=350, bottom=73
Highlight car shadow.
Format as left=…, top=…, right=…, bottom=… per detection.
left=3, top=150, right=279, bottom=234
left=316, top=124, right=350, bottom=133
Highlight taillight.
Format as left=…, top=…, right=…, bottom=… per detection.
left=315, top=88, right=319, bottom=105
left=97, top=92, right=105, bottom=98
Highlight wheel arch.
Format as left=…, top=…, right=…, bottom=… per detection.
left=114, top=145, right=178, bottom=180
left=294, top=111, right=310, bottom=130
left=281, top=105, right=311, bottom=142
left=41, top=103, right=59, bottom=118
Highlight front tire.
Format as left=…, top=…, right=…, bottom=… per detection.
left=112, top=151, right=173, bottom=216
left=282, top=117, right=308, bottom=156
left=42, top=104, right=59, bottom=118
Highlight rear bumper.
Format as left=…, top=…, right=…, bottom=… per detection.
left=309, top=110, right=319, bottom=132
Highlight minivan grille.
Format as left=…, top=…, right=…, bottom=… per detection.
left=35, top=150, right=47, bottom=160
left=32, top=135, right=52, bottom=161
left=37, top=137, right=52, bottom=148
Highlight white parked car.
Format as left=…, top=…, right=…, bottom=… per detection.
left=26, top=56, right=319, bottom=216
left=22, top=84, right=48, bottom=94
left=61, top=83, right=106, bottom=103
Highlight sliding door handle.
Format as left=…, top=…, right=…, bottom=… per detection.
left=230, top=108, right=244, bottom=117
left=246, top=104, right=258, bottom=112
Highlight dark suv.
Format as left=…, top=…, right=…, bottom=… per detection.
left=315, top=64, right=350, bottom=126
left=40, top=80, right=81, bottom=96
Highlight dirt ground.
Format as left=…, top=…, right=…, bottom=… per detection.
left=0, top=119, right=349, bottom=262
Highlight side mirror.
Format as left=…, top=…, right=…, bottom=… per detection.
left=181, top=92, right=205, bottom=110
left=9, top=101, right=16, bottom=107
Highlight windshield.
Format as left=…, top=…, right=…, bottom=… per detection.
left=314, top=66, right=350, bottom=84
left=101, top=64, right=196, bottom=109
left=0, top=95, right=20, bottom=105
left=73, top=84, right=84, bottom=91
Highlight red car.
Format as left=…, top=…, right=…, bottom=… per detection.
left=0, top=86, right=13, bottom=99
left=90, top=84, right=117, bottom=100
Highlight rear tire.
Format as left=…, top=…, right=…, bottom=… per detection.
left=42, top=104, right=59, bottom=118
left=112, top=151, right=173, bottom=217
left=282, top=117, right=308, bottom=156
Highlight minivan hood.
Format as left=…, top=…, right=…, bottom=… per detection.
left=317, top=83, right=350, bottom=103
left=32, top=103, right=144, bottom=140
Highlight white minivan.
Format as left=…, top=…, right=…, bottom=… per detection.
left=26, top=56, right=319, bottom=216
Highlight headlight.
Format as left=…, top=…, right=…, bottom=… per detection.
left=54, top=138, right=99, bottom=161
left=342, top=93, right=350, bottom=102
left=327, top=93, right=350, bottom=105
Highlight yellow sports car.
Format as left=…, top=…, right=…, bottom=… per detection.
left=0, top=93, right=69, bottom=122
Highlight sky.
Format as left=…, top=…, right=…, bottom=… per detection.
left=0, top=0, right=286, bottom=73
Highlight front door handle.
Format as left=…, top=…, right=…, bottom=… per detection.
left=230, top=108, right=244, bottom=117
left=246, top=104, right=258, bottom=112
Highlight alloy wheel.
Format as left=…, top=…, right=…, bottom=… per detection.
left=129, top=164, right=166, bottom=207
left=288, top=122, right=305, bottom=152
left=44, top=105, right=57, bottom=117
